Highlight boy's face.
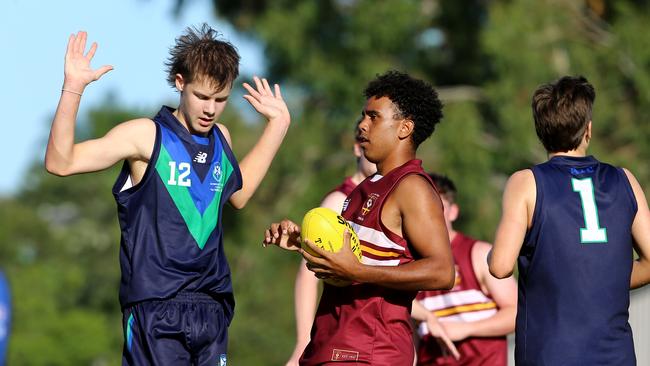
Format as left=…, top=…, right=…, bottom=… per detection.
left=175, top=74, right=231, bottom=136
left=357, top=96, right=404, bottom=163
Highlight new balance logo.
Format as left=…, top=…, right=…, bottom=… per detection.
left=194, top=152, right=208, bottom=164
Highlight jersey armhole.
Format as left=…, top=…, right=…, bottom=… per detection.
left=213, top=125, right=243, bottom=192
left=377, top=171, right=434, bottom=258
left=618, top=167, right=639, bottom=216
left=113, top=121, right=161, bottom=200
left=523, top=168, right=541, bottom=248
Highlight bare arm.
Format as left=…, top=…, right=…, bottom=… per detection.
left=229, top=77, right=291, bottom=209
left=286, top=191, right=347, bottom=365
left=45, top=31, right=127, bottom=176
left=411, top=299, right=460, bottom=360
left=623, top=169, right=650, bottom=289
left=443, top=242, right=517, bottom=341
left=302, top=175, right=455, bottom=291
left=489, top=170, right=536, bottom=279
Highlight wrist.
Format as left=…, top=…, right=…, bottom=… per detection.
left=62, top=80, right=87, bottom=94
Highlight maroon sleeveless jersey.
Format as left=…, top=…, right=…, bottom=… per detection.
left=415, top=233, right=506, bottom=366
left=300, top=159, right=433, bottom=365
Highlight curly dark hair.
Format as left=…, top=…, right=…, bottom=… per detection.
left=165, top=23, right=240, bottom=91
left=364, top=71, right=443, bottom=148
left=532, top=76, right=595, bottom=153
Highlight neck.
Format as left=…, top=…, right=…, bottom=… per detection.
left=376, top=150, right=415, bottom=175
left=350, top=170, right=368, bottom=185
left=548, top=148, right=587, bottom=158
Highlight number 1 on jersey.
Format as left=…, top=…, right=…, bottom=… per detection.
left=572, top=177, right=607, bottom=243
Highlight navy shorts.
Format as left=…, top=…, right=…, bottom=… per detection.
left=122, top=292, right=230, bottom=366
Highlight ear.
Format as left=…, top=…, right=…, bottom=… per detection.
left=398, top=119, right=415, bottom=140
left=174, top=74, right=185, bottom=92
left=448, top=203, right=460, bottom=223
left=353, top=142, right=362, bottom=158
left=585, top=121, right=592, bottom=144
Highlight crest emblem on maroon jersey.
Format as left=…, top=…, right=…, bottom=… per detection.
left=361, top=193, right=379, bottom=215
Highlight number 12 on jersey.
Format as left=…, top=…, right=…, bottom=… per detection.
left=572, top=177, right=608, bottom=244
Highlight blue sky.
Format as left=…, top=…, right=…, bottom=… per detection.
left=1, top=0, right=264, bottom=195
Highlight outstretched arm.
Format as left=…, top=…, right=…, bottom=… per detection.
left=45, top=31, right=127, bottom=176
left=229, top=77, right=291, bottom=209
left=489, top=170, right=535, bottom=278
left=623, top=169, right=650, bottom=289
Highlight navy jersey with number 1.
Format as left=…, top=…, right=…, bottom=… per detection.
left=517, top=155, right=637, bottom=365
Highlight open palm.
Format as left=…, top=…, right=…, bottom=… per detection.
left=242, top=76, right=291, bottom=125
left=64, top=31, right=113, bottom=88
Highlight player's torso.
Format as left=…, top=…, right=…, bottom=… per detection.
left=302, top=159, right=430, bottom=365
left=416, top=233, right=506, bottom=366
left=517, top=155, right=637, bottom=365
left=113, top=106, right=242, bottom=309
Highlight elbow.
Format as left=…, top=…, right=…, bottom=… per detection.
left=230, top=196, right=248, bottom=210
left=489, top=265, right=513, bottom=279
left=424, top=265, right=455, bottom=291
left=44, top=159, right=70, bottom=177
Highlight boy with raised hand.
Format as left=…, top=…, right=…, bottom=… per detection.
left=265, top=71, right=454, bottom=365
left=489, top=76, right=650, bottom=365
left=46, top=25, right=290, bottom=365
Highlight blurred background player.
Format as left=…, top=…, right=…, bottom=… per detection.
left=412, top=173, right=516, bottom=365
left=264, top=70, right=455, bottom=365
left=45, top=26, right=290, bottom=365
left=489, top=76, right=650, bottom=365
left=286, top=123, right=376, bottom=366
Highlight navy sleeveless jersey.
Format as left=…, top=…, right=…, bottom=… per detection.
left=112, top=106, right=242, bottom=315
left=517, top=155, right=637, bottom=365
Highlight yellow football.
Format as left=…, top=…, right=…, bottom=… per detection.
left=301, top=207, right=363, bottom=286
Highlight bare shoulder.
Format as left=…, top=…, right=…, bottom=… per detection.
left=507, top=169, right=535, bottom=187
left=106, top=118, right=156, bottom=160
left=216, top=123, right=233, bottom=147
left=622, top=168, right=641, bottom=188
left=320, top=190, right=347, bottom=213
left=504, top=169, right=536, bottom=200
left=472, top=240, right=493, bottom=258
left=394, top=174, right=438, bottom=201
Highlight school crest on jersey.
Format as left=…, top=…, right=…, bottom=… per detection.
left=361, top=193, right=380, bottom=215
left=211, top=163, right=224, bottom=193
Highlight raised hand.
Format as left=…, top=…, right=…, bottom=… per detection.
left=63, top=31, right=113, bottom=92
left=242, top=76, right=291, bottom=126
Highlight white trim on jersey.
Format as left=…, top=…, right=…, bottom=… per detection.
left=420, top=289, right=492, bottom=311
left=361, top=257, right=401, bottom=266
left=351, top=223, right=405, bottom=251
left=417, top=308, right=498, bottom=336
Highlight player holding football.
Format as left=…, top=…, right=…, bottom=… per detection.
left=264, top=71, right=455, bottom=365
left=489, top=76, right=650, bottom=365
